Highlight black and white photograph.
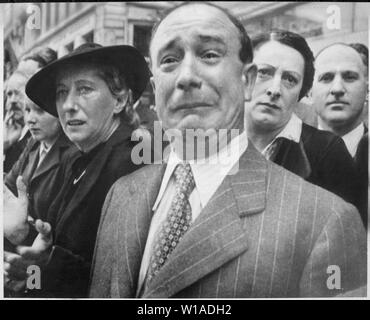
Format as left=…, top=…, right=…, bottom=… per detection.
left=2, top=1, right=369, bottom=302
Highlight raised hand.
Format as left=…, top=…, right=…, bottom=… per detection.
left=4, top=176, right=30, bottom=245
left=17, top=220, right=53, bottom=262
left=4, top=220, right=53, bottom=294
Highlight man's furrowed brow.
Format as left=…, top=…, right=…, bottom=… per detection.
left=198, top=34, right=226, bottom=45
left=156, top=37, right=181, bottom=58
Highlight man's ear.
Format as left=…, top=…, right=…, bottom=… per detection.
left=242, top=63, right=257, bottom=102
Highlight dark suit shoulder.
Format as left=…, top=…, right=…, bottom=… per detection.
left=301, top=123, right=346, bottom=156
left=300, top=124, right=357, bottom=174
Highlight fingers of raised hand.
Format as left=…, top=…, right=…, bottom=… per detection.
left=35, top=220, right=52, bottom=237
left=4, top=252, right=32, bottom=280
left=34, top=220, right=53, bottom=249
left=16, top=245, right=47, bottom=261
left=16, top=176, right=28, bottom=201
left=4, top=275, right=27, bottom=292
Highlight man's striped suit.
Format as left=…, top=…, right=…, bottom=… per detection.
left=89, top=143, right=366, bottom=298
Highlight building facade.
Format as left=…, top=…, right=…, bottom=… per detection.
left=3, top=2, right=369, bottom=117
left=232, top=1, right=369, bottom=54
left=4, top=2, right=369, bottom=70
left=3, top=2, right=178, bottom=123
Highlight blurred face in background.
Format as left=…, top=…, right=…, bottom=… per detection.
left=25, top=99, right=61, bottom=145
left=5, top=60, right=42, bottom=124
left=55, top=63, right=125, bottom=152
left=246, top=41, right=305, bottom=133
left=5, top=72, right=28, bottom=123
left=17, top=59, right=41, bottom=77
left=312, top=44, right=368, bottom=135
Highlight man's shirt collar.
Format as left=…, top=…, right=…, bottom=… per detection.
left=341, top=123, right=365, bottom=157
left=262, top=113, right=302, bottom=157
left=153, top=130, right=248, bottom=210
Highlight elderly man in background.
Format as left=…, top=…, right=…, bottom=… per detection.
left=312, top=43, right=368, bottom=226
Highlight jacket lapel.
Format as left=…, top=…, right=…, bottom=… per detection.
left=272, top=139, right=311, bottom=179
left=31, top=135, right=71, bottom=182
left=117, top=163, right=166, bottom=297
left=55, top=144, right=112, bottom=235
left=55, top=123, right=131, bottom=234
left=143, top=143, right=267, bottom=298
left=23, top=146, right=40, bottom=183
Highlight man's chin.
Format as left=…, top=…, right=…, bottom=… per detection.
left=252, top=113, right=280, bottom=127
left=170, top=118, right=209, bottom=132
left=66, top=133, right=86, bottom=145
left=324, top=112, right=351, bottom=124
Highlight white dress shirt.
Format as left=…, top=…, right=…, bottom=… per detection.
left=261, top=113, right=303, bottom=160
left=318, top=122, right=365, bottom=158
left=137, top=130, right=249, bottom=292
left=341, top=123, right=365, bottom=158
left=37, top=136, right=58, bottom=168
left=20, top=126, right=29, bottom=141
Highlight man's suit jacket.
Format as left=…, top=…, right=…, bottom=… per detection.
left=353, top=129, right=368, bottom=227
left=89, top=143, right=366, bottom=298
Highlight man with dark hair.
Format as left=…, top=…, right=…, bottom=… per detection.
left=90, top=2, right=366, bottom=298
left=312, top=42, right=368, bottom=225
left=348, top=43, right=368, bottom=70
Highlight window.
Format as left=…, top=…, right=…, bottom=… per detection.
left=65, top=42, right=74, bottom=53
left=133, top=25, right=152, bottom=58
left=83, top=31, right=94, bottom=44
left=45, top=3, right=51, bottom=31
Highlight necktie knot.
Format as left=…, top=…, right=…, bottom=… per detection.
left=37, top=146, right=48, bottom=167
left=174, top=163, right=195, bottom=197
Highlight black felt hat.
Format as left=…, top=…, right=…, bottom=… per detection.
left=25, top=43, right=151, bottom=117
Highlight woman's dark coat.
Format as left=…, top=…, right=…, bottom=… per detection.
left=32, top=121, right=144, bottom=297
left=5, top=133, right=74, bottom=222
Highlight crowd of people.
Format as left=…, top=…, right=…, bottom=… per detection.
left=3, top=2, right=368, bottom=298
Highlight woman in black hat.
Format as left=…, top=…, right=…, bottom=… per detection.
left=4, top=43, right=151, bottom=297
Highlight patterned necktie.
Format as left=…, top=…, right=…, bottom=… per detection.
left=146, top=163, right=195, bottom=283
